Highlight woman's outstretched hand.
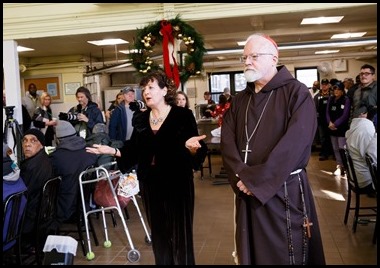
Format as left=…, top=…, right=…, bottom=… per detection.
left=185, top=134, right=207, bottom=154
left=86, top=144, right=114, bottom=155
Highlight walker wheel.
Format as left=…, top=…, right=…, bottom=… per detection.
left=127, top=249, right=140, bottom=262
left=145, top=234, right=152, bottom=245
left=104, top=240, right=112, bottom=248
left=86, top=251, right=95, bottom=260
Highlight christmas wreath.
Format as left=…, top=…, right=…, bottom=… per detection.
left=129, top=15, right=207, bottom=88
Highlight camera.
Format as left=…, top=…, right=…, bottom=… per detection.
left=59, top=112, right=79, bottom=121
left=4, top=106, right=15, bottom=120
left=129, top=100, right=146, bottom=111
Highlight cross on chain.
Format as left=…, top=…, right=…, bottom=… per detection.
left=303, top=218, right=313, bottom=238
left=242, top=142, right=252, bottom=163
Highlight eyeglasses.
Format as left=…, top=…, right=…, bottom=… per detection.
left=240, top=53, right=273, bottom=63
left=22, top=137, right=40, bottom=145
left=359, top=72, right=374, bottom=76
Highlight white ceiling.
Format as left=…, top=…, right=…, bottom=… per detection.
left=12, top=4, right=377, bottom=73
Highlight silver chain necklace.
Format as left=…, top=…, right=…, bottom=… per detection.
left=242, top=90, right=273, bottom=163
left=150, top=105, right=171, bottom=126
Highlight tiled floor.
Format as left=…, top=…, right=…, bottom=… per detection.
left=70, top=151, right=376, bottom=265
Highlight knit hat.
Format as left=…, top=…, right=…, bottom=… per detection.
left=3, top=142, right=13, bottom=176
left=24, top=128, right=45, bottom=146
left=56, top=120, right=77, bottom=139
left=92, top=123, right=107, bottom=134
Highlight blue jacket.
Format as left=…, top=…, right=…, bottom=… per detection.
left=108, top=101, right=134, bottom=141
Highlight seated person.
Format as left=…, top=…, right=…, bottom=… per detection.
left=210, top=94, right=231, bottom=127
left=345, top=107, right=377, bottom=195
left=86, top=123, right=124, bottom=168
left=20, top=129, right=54, bottom=246
left=50, top=120, right=98, bottom=224
left=3, top=142, right=27, bottom=252
left=199, top=103, right=216, bottom=118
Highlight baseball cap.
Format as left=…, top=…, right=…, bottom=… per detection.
left=332, top=81, right=344, bottom=91
left=121, top=87, right=135, bottom=94
left=321, top=79, right=329, bottom=85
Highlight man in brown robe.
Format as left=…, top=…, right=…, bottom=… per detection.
left=221, top=33, right=325, bottom=265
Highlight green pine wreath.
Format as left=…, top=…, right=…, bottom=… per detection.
left=129, top=15, right=207, bottom=85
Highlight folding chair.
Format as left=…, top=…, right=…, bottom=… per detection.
left=365, top=153, right=377, bottom=244
left=3, top=189, right=28, bottom=265
left=339, top=148, right=377, bottom=233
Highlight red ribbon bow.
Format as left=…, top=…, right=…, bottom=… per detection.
left=160, top=20, right=180, bottom=89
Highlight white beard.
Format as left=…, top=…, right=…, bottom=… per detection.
left=244, top=69, right=261, bottom=82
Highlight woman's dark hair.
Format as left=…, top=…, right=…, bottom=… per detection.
left=75, top=86, right=92, bottom=101
left=218, top=94, right=228, bottom=105
left=139, top=70, right=176, bottom=106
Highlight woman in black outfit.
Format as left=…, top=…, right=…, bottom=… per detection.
left=86, top=70, right=208, bottom=265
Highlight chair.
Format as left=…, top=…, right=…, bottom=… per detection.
left=200, top=149, right=212, bottom=179
left=365, top=153, right=377, bottom=244
left=2, top=189, right=28, bottom=265
left=35, top=176, right=62, bottom=264
left=365, top=153, right=377, bottom=192
left=339, top=148, right=377, bottom=233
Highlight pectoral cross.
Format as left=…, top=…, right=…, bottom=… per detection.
left=303, top=218, right=313, bottom=238
left=242, top=142, right=252, bottom=163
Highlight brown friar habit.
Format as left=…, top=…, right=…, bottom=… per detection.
left=221, top=66, right=326, bottom=265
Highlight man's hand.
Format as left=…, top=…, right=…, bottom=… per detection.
left=237, top=180, right=253, bottom=196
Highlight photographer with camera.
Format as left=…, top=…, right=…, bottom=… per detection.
left=108, top=87, right=145, bottom=172
left=59, top=86, right=104, bottom=139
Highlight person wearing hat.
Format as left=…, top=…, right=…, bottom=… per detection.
left=49, top=120, right=97, bottom=225
left=326, top=81, right=351, bottom=176
left=20, top=128, right=54, bottom=247
left=108, top=87, right=139, bottom=172
left=85, top=122, right=124, bottom=168
left=3, top=142, right=28, bottom=252
left=108, top=87, right=136, bottom=141
left=314, top=78, right=333, bottom=161
left=59, top=86, right=104, bottom=139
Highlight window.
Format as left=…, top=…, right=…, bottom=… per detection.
left=295, top=67, right=320, bottom=89
left=208, top=71, right=245, bottom=102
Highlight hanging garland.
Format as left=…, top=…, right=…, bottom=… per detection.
left=129, top=15, right=207, bottom=88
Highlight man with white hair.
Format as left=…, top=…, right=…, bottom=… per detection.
left=221, top=33, right=325, bottom=265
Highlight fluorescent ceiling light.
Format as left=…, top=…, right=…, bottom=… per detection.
left=207, top=49, right=242, bottom=55
left=280, top=38, right=377, bottom=50
left=17, top=46, right=34, bottom=52
left=301, top=16, right=344, bottom=25
left=87, top=38, right=128, bottom=46
left=331, top=32, right=366, bottom=39
left=214, top=38, right=377, bottom=55
left=315, top=50, right=340, bottom=54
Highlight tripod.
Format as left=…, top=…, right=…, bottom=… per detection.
left=3, top=106, right=24, bottom=165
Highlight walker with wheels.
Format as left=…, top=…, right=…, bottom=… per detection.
left=78, top=163, right=151, bottom=262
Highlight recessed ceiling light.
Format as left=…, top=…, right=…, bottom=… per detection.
left=301, top=16, right=344, bottom=25
left=17, top=46, right=34, bottom=52
left=331, top=32, right=366, bottom=39
left=315, top=50, right=340, bottom=54
left=87, top=38, right=128, bottom=46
